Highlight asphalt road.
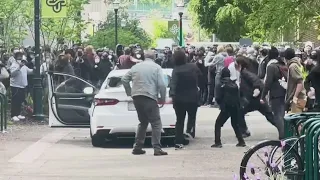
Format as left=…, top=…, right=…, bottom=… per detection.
left=0, top=107, right=278, bottom=180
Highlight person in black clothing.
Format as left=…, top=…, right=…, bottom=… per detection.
left=169, top=47, right=201, bottom=149
left=236, top=56, right=280, bottom=138
left=195, top=53, right=208, bottom=105
left=305, top=49, right=320, bottom=111
left=207, top=65, right=216, bottom=106
left=260, top=47, right=286, bottom=139
left=161, top=50, right=174, bottom=68
left=97, top=52, right=113, bottom=84
left=211, top=67, right=246, bottom=148
left=257, top=48, right=269, bottom=79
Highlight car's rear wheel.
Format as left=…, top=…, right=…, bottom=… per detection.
left=90, top=128, right=105, bottom=147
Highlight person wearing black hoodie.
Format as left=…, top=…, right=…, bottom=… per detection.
left=211, top=67, right=245, bottom=148
left=260, top=47, right=286, bottom=139
left=236, top=56, right=280, bottom=138
left=305, top=49, right=320, bottom=111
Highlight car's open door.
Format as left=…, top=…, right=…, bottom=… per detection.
left=47, top=72, right=98, bottom=127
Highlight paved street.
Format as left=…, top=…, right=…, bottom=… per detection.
left=0, top=108, right=278, bottom=180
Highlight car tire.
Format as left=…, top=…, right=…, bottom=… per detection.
left=90, top=129, right=105, bottom=147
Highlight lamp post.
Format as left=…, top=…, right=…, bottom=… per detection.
left=177, top=1, right=184, bottom=47
left=33, top=0, right=44, bottom=120
left=113, top=0, right=120, bottom=46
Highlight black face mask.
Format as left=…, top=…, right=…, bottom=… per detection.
left=311, top=54, right=317, bottom=60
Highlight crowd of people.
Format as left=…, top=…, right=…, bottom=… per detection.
left=119, top=42, right=320, bottom=155
left=0, top=42, right=319, bottom=156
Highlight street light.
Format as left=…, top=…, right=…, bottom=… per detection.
left=177, top=1, right=184, bottom=46
left=113, top=0, right=120, bottom=46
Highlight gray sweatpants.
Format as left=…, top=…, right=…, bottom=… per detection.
left=132, top=95, right=162, bottom=150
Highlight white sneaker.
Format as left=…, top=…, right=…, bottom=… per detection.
left=17, top=115, right=25, bottom=120
left=11, top=116, right=20, bottom=122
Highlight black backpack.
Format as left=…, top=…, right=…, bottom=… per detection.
left=222, top=80, right=240, bottom=106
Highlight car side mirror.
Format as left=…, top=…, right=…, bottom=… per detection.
left=83, top=87, right=94, bottom=94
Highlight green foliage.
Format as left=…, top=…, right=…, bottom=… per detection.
left=189, top=0, right=320, bottom=42
left=0, top=0, right=29, bottom=50
left=87, top=11, right=152, bottom=49
left=150, top=20, right=171, bottom=46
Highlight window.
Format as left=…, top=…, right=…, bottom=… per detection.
left=52, top=74, right=95, bottom=94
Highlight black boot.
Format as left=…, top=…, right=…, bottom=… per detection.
left=236, top=137, right=246, bottom=147
left=212, top=128, right=222, bottom=148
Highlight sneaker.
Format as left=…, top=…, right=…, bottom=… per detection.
left=17, top=115, right=25, bottom=120
left=211, top=143, right=223, bottom=148
left=236, top=142, right=246, bottom=147
left=132, top=149, right=146, bottom=155
left=154, top=149, right=168, bottom=156
left=242, top=131, right=251, bottom=138
left=175, top=144, right=184, bottom=150
left=185, top=132, right=193, bottom=139
left=11, top=116, right=20, bottom=122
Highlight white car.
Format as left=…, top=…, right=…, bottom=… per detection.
left=47, top=69, right=176, bottom=147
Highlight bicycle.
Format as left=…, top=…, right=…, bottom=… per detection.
left=239, top=113, right=320, bottom=180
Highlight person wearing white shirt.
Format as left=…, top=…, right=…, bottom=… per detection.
left=9, top=52, right=33, bottom=122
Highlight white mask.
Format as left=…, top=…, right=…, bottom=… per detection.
left=136, top=54, right=141, bottom=59
left=108, top=55, right=112, bottom=59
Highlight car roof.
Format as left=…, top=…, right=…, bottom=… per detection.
left=108, top=69, right=173, bottom=77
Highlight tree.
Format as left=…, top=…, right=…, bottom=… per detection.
left=150, top=20, right=171, bottom=46
left=189, top=0, right=320, bottom=42
left=0, top=0, right=29, bottom=50
left=87, top=10, right=152, bottom=49
left=188, top=0, right=248, bottom=42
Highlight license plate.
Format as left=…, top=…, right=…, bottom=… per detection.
left=128, top=102, right=136, bottom=111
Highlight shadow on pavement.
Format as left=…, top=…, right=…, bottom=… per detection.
left=58, top=137, right=175, bottom=149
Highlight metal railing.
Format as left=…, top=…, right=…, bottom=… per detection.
left=0, top=92, right=7, bottom=133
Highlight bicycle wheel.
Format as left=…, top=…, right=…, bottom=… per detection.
left=240, top=140, right=303, bottom=180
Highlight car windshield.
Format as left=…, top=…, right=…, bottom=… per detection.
left=105, top=74, right=171, bottom=89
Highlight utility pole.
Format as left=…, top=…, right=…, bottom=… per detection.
left=33, top=0, right=44, bottom=120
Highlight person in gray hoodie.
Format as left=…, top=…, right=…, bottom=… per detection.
left=10, top=52, right=33, bottom=121
left=204, top=45, right=227, bottom=106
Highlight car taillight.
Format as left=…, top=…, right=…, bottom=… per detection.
left=94, top=98, right=119, bottom=106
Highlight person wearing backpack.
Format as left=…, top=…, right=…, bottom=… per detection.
left=284, top=48, right=307, bottom=113
left=211, top=67, right=246, bottom=148
left=260, top=47, right=286, bottom=139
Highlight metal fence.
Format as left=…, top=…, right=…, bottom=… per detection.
left=0, top=92, right=7, bottom=133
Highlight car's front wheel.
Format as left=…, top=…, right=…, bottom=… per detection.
left=90, top=128, right=105, bottom=147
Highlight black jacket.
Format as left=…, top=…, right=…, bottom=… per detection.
left=240, top=68, right=263, bottom=100
left=261, top=61, right=286, bottom=99
left=169, top=63, right=202, bottom=103
left=258, top=56, right=268, bottom=79
left=305, top=65, right=320, bottom=105
left=196, top=58, right=208, bottom=88
left=216, top=77, right=240, bottom=110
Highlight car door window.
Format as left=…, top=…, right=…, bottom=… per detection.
left=52, top=73, right=96, bottom=93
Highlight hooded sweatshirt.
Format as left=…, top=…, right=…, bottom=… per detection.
left=261, top=59, right=286, bottom=99
left=285, top=57, right=306, bottom=104
left=305, top=64, right=320, bottom=105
